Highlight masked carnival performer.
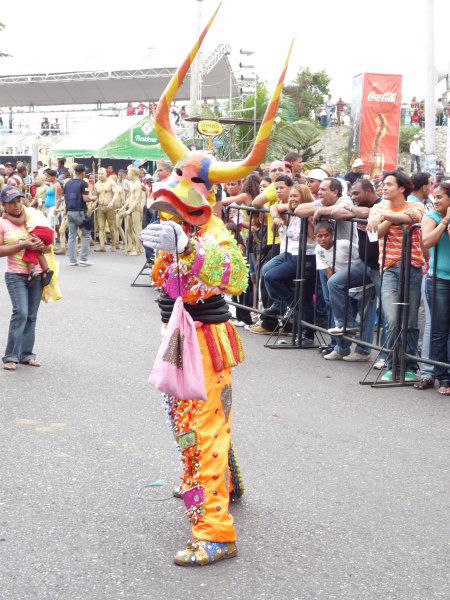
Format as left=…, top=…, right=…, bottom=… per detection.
left=140, top=5, right=292, bottom=567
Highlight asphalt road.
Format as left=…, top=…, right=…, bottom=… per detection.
left=0, top=251, right=448, bottom=600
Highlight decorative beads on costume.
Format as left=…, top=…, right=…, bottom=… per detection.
left=171, top=396, right=206, bottom=525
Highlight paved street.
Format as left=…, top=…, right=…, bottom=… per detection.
left=0, top=252, right=448, bottom=600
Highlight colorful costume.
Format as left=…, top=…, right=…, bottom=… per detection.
left=143, top=4, right=292, bottom=566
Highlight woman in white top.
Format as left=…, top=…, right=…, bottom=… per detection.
left=259, top=184, right=317, bottom=342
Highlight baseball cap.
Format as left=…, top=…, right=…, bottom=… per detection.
left=352, top=158, right=364, bottom=168
left=306, top=168, right=328, bottom=181
left=4, top=161, right=14, bottom=167
left=1, top=185, right=25, bottom=203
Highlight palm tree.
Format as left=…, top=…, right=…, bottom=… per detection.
left=225, top=83, right=322, bottom=165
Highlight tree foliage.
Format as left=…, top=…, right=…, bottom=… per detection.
left=224, top=82, right=322, bottom=164
left=283, top=67, right=330, bottom=120
left=399, top=125, right=421, bottom=153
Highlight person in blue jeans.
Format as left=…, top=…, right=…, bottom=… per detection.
left=326, top=179, right=384, bottom=362
left=0, top=186, right=46, bottom=371
left=367, top=170, right=425, bottom=382
left=420, top=182, right=450, bottom=395
left=254, top=183, right=316, bottom=343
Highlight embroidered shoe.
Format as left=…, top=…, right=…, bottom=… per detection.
left=174, top=539, right=237, bottom=566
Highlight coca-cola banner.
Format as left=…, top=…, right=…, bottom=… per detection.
left=351, top=73, right=403, bottom=177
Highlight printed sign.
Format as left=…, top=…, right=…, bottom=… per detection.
left=360, top=73, right=403, bottom=176
left=131, top=119, right=159, bottom=146
left=197, top=120, right=223, bottom=136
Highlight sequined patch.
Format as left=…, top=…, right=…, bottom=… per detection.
left=221, top=384, right=232, bottom=421
left=163, top=328, right=184, bottom=369
left=177, top=430, right=197, bottom=450
left=183, top=486, right=205, bottom=510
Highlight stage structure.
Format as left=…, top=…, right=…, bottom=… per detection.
left=0, top=44, right=238, bottom=107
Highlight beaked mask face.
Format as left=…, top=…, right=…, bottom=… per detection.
left=151, top=152, right=214, bottom=226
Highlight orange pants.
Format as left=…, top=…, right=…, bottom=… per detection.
left=169, top=325, right=237, bottom=542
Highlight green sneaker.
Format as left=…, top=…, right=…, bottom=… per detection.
left=404, top=371, right=418, bottom=382
left=381, top=370, right=418, bottom=382
left=381, top=370, right=393, bottom=382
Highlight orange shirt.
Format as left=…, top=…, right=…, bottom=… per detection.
left=368, top=199, right=425, bottom=271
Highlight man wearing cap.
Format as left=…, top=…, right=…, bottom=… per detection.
left=4, top=162, right=15, bottom=179
left=305, top=168, right=328, bottom=198
left=0, top=186, right=48, bottom=371
left=345, top=159, right=365, bottom=186
left=409, top=135, right=422, bottom=173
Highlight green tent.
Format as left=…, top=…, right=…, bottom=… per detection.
left=52, top=116, right=168, bottom=161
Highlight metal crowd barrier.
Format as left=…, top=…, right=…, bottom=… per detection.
left=225, top=203, right=449, bottom=388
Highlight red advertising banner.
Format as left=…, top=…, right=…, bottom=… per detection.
left=359, top=73, right=403, bottom=176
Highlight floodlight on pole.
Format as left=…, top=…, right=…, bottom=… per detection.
left=239, top=62, right=255, bottom=70
left=240, top=49, right=255, bottom=56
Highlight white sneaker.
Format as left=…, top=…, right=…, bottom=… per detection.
left=328, top=326, right=359, bottom=335
left=327, top=326, right=345, bottom=335
left=232, top=320, right=246, bottom=327
left=374, top=359, right=386, bottom=370
left=78, top=260, right=93, bottom=267
left=343, top=352, right=371, bottom=362
left=323, top=350, right=344, bottom=360
left=68, top=261, right=79, bottom=266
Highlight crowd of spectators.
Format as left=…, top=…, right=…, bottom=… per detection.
left=212, top=155, right=450, bottom=396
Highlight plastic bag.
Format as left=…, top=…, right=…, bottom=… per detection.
left=149, top=297, right=207, bottom=401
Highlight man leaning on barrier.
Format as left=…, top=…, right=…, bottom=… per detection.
left=367, top=170, right=425, bottom=382
left=326, top=179, right=383, bottom=362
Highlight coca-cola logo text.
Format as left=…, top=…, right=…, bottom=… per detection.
left=367, top=91, right=397, bottom=103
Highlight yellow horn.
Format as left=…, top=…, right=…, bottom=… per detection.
left=155, top=4, right=222, bottom=165
left=208, top=40, right=294, bottom=184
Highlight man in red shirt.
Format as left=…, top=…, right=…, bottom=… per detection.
left=367, top=170, right=424, bottom=382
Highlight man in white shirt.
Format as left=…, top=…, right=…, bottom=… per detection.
left=294, top=176, right=359, bottom=253
left=409, top=135, right=422, bottom=173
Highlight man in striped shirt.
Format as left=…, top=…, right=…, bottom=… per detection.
left=367, top=170, right=425, bottom=382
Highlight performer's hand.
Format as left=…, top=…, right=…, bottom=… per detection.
left=139, top=221, right=189, bottom=253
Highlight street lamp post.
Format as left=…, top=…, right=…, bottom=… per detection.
left=424, top=0, right=436, bottom=174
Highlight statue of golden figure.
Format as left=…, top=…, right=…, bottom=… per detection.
left=110, top=173, right=126, bottom=248
left=117, top=167, right=143, bottom=255
left=94, top=167, right=120, bottom=252
left=33, top=175, right=49, bottom=213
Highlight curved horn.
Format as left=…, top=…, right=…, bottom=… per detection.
left=155, top=3, right=222, bottom=164
left=209, top=40, right=294, bottom=184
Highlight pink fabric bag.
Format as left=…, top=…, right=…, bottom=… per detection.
left=149, top=297, right=207, bottom=401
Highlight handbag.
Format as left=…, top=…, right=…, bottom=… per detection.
left=148, top=229, right=207, bottom=401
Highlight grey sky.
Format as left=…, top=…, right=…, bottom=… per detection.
left=1, top=0, right=449, bottom=104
